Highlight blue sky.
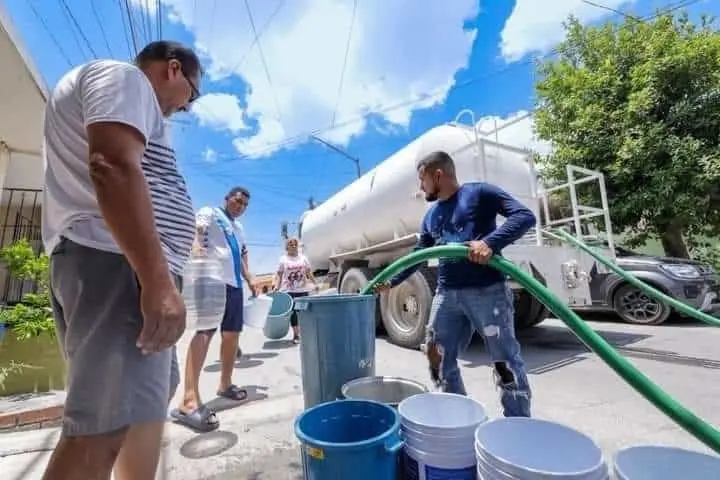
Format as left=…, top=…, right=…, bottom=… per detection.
left=4, top=0, right=714, bottom=273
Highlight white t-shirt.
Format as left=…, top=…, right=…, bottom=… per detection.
left=41, top=60, right=195, bottom=275
left=277, top=254, right=312, bottom=293
left=196, top=206, right=247, bottom=288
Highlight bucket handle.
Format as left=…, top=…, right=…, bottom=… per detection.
left=385, top=438, right=404, bottom=455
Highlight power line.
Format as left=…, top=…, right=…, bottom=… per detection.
left=28, top=2, right=73, bottom=68
left=90, top=0, right=115, bottom=58
left=243, top=0, right=284, bottom=124
left=226, top=0, right=286, bottom=72
left=194, top=0, right=704, bottom=161
left=116, top=0, right=134, bottom=58
left=331, top=0, right=358, bottom=128
left=580, top=0, right=640, bottom=20
left=156, top=0, right=163, bottom=39
left=58, top=0, right=98, bottom=59
left=122, top=0, right=139, bottom=56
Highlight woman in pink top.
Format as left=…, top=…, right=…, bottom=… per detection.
left=272, top=237, right=317, bottom=344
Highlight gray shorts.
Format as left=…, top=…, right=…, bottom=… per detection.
left=49, top=237, right=180, bottom=436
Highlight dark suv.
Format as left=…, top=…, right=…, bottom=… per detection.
left=575, top=245, right=720, bottom=325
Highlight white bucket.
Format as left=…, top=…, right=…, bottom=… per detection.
left=404, top=443, right=476, bottom=480
left=474, top=417, right=608, bottom=479
left=398, top=393, right=485, bottom=479
left=398, top=392, right=487, bottom=436
left=402, top=426, right=474, bottom=454
left=613, top=445, right=720, bottom=480
left=243, top=295, right=273, bottom=329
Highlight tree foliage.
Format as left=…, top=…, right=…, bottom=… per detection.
left=0, top=239, right=54, bottom=340
left=534, top=12, right=720, bottom=258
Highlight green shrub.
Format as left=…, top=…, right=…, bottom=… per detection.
left=0, top=239, right=54, bottom=340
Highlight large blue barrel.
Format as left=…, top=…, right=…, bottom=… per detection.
left=294, top=294, right=376, bottom=409
left=295, top=399, right=404, bottom=480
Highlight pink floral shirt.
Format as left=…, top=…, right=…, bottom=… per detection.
left=278, top=254, right=312, bottom=293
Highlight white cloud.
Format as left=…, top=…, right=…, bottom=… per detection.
left=202, top=147, right=218, bottom=163
left=152, top=0, right=479, bottom=157
left=191, top=93, right=248, bottom=133
left=476, top=110, right=552, bottom=156
left=499, top=0, right=636, bottom=61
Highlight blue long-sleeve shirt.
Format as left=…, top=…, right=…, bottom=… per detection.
left=389, top=182, right=537, bottom=289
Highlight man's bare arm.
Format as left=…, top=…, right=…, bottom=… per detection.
left=87, top=122, right=173, bottom=289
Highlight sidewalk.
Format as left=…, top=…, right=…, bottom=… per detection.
left=0, top=327, right=309, bottom=479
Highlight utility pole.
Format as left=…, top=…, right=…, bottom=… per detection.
left=310, top=134, right=362, bottom=179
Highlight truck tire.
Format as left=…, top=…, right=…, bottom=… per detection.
left=339, top=267, right=382, bottom=330
left=513, top=290, right=548, bottom=330
left=380, top=268, right=436, bottom=349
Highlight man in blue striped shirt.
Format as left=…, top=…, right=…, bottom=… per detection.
left=41, top=41, right=201, bottom=480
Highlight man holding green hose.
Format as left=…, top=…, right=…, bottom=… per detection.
left=375, top=151, right=536, bottom=417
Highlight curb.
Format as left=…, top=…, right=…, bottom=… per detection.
left=0, top=391, right=66, bottom=433
left=0, top=405, right=64, bottom=432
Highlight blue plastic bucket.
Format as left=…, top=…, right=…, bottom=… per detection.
left=613, top=445, right=720, bottom=480
left=263, top=291, right=293, bottom=340
left=295, top=399, right=404, bottom=480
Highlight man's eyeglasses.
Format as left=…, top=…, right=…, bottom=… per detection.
left=182, top=67, right=201, bottom=105
left=169, top=56, right=201, bottom=106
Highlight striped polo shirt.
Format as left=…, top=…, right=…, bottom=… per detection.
left=42, top=60, right=195, bottom=275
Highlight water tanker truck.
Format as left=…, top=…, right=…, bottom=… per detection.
left=298, top=111, right=616, bottom=349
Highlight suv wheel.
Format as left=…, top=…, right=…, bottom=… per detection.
left=612, top=283, right=671, bottom=325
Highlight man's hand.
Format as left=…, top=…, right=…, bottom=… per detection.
left=468, top=240, right=493, bottom=264
left=372, top=281, right=392, bottom=293
left=248, top=279, right=261, bottom=296
left=191, top=241, right=207, bottom=257
left=136, top=277, right=186, bottom=355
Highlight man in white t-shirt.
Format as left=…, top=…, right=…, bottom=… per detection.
left=172, top=186, right=259, bottom=432
left=40, top=41, right=201, bottom=480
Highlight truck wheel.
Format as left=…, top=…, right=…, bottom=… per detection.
left=612, top=282, right=671, bottom=325
left=339, top=267, right=382, bottom=329
left=380, top=269, right=436, bottom=349
left=513, top=290, right=548, bottom=330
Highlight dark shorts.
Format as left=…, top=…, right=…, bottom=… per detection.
left=49, top=238, right=180, bottom=436
left=288, top=291, right=309, bottom=327
left=199, top=284, right=244, bottom=334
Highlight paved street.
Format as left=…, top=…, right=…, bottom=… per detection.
left=1, top=315, right=720, bottom=479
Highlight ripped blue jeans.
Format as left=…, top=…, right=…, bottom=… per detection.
left=426, top=282, right=532, bottom=417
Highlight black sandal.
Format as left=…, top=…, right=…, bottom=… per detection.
left=170, top=405, right=219, bottom=433
left=217, top=384, right=248, bottom=401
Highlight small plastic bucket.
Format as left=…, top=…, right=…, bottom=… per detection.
left=263, top=291, right=294, bottom=339
left=613, top=445, right=720, bottom=480
left=243, top=294, right=273, bottom=329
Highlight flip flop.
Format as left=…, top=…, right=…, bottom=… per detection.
left=217, top=384, right=248, bottom=401
left=170, top=405, right=219, bottom=433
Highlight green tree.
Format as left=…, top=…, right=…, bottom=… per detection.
left=534, top=12, right=720, bottom=258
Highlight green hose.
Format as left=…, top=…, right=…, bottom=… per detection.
left=360, top=245, right=720, bottom=454
left=545, top=229, right=720, bottom=327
